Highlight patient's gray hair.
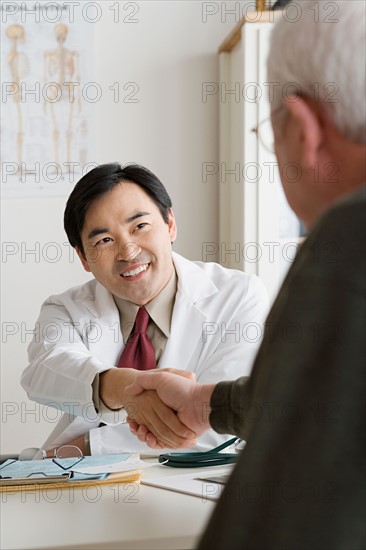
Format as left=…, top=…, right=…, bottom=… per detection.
left=268, top=0, right=366, bottom=144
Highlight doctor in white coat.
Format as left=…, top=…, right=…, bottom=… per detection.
left=21, top=163, right=268, bottom=454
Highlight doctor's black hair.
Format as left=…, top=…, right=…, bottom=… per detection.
left=64, top=162, right=173, bottom=254
left=271, top=0, right=292, bottom=9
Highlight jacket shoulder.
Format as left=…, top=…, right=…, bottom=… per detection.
left=188, top=259, right=268, bottom=308
left=288, top=185, right=366, bottom=292
left=194, top=258, right=262, bottom=288
left=315, top=184, right=365, bottom=238
left=42, top=279, right=99, bottom=308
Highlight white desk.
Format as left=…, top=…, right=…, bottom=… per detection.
left=1, top=461, right=232, bottom=550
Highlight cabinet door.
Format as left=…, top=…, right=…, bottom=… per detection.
left=256, top=24, right=301, bottom=300
left=219, top=21, right=301, bottom=301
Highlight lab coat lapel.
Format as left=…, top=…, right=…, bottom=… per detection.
left=159, top=253, right=218, bottom=371
left=76, top=254, right=219, bottom=369
left=79, top=282, right=122, bottom=365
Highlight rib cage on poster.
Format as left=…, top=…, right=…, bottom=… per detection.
left=1, top=1, right=95, bottom=196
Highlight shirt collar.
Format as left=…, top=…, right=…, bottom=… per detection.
left=113, top=268, right=177, bottom=342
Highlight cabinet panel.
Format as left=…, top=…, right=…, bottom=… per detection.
left=219, top=15, right=300, bottom=300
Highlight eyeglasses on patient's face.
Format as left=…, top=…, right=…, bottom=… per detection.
left=251, top=106, right=286, bottom=154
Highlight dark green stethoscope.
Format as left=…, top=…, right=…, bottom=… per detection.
left=158, top=437, right=241, bottom=468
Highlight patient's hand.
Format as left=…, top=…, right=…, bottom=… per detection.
left=125, top=371, right=215, bottom=448
left=124, top=369, right=198, bottom=448
left=124, top=388, right=196, bottom=448
left=99, top=367, right=196, bottom=448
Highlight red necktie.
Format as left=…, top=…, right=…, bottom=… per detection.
left=117, top=307, right=156, bottom=370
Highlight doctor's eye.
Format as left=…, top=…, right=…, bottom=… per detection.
left=134, top=223, right=148, bottom=232
left=96, top=237, right=113, bottom=246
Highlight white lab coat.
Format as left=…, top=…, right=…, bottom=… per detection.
left=21, top=252, right=268, bottom=453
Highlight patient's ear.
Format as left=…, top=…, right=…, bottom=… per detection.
left=284, top=96, right=323, bottom=167
left=76, top=247, right=92, bottom=272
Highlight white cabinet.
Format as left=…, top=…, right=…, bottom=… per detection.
left=218, top=11, right=301, bottom=300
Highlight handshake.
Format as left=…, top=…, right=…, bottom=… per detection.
left=123, top=369, right=216, bottom=449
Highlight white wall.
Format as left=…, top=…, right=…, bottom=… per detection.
left=1, top=1, right=252, bottom=453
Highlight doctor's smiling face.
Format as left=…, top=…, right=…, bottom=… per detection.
left=76, top=181, right=177, bottom=306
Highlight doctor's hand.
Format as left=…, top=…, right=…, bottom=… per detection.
left=124, top=389, right=197, bottom=449
left=127, top=368, right=200, bottom=449
left=99, top=368, right=197, bottom=449
left=125, top=371, right=215, bottom=448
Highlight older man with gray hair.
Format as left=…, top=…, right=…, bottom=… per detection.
left=126, top=1, right=365, bottom=548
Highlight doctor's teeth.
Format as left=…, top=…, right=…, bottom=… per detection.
left=122, top=264, right=148, bottom=277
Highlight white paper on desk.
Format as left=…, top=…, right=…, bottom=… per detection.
left=141, top=467, right=234, bottom=501
left=72, top=458, right=163, bottom=475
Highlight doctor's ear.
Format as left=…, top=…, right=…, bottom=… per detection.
left=76, top=246, right=92, bottom=273
left=167, top=209, right=177, bottom=244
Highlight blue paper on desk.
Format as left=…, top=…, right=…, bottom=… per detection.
left=0, top=453, right=133, bottom=481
